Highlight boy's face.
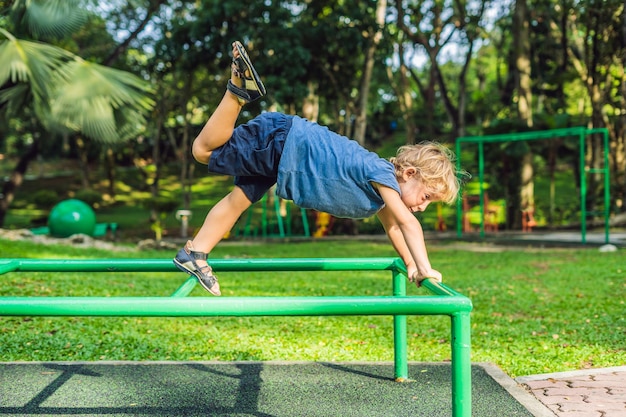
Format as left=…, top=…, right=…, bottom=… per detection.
left=398, top=168, right=440, bottom=213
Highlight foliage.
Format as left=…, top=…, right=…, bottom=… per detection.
left=2, top=0, right=626, bottom=228
left=0, top=238, right=623, bottom=378
left=31, top=190, right=59, bottom=210
left=74, top=189, right=103, bottom=207
left=142, top=195, right=180, bottom=241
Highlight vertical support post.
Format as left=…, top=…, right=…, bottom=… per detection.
left=273, top=190, right=285, bottom=237
left=456, top=140, right=463, bottom=238
left=478, top=141, right=485, bottom=238
left=300, top=208, right=310, bottom=237
left=392, top=268, right=408, bottom=381
left=262, top=194, right=268, bottom=237
left=171, top=277, right=198, bottom=297
left=602, top=129, right=611, bottom=244
left=579, top=132, right=587, bottom=244
left=451, top=311, right=472, bottom=417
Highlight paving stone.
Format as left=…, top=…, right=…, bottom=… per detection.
left=524, top=380, right=570, bottom=390
left=608, top=387, right=626, bottom=395
left=559, top=402, right=607, bottom=412
left=570, top=379, right=626, bottom=389
left=583, top=394, right=624, bottom=405
left=543, top=387, right=608, bottom=397
left=539, top=395, right=585, bottom=405
left=552, top=411, right=602, bottom=417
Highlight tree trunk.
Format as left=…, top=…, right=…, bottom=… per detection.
left=0, top=138, right=39, bottom=227
left=564, top=1, right=618, bottom=214
left=151, top=111, right=164, bottom=200
left=353, top=0, right=386, bottom=145
left=103, top=0, right=165, bottom=66
left=181, top=95, right=192, bottom=211
left=74, top=136, right=91, bottom=189
left=302, top=81, right=319, bottom=122
left=514, top=0, right=534, bottom=227
left=105, top=147, right=116, bottom=198
left=386, top=56, right=416, bottom=144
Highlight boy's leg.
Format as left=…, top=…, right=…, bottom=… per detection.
left=175, top=41, right=265, bottom=295
left=174, top=186, right=252, bottom=296
left=192, top=42, right=265, bottom=165
left=192, top=186, right=252, bottom=252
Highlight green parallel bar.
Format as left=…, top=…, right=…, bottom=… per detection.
left=421, top=278, right=466, bottom=297
left=0, top=258, right=400, bottom=273
left=422, top=278, right=473, bottom=417
left=0, top=260, right=19, bottom=274
left=451, top=311, right=472, bottom=417
left=0, top=257, right=473, bottom=416
left=170, top=276, right=198, bottom=297
left=392, top=268, right=409, bottom=381
left=0, top=295, right=472, bottom=317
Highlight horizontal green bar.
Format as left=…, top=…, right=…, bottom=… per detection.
left=0, top=260, right=18, bottom=274
left=0, top=258, right=402, bottom=273
left=421, top=279, right=467, bottom=297
left=0, top=296, right=472, bottom=317
left=457, top=127, right=587, bottom=144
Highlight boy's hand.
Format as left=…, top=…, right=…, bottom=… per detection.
left=409, top=268, right=442, bottom=285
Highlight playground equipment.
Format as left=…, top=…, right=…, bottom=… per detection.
left=175, top=209, right=193, bottom=238
left=48, top=199, right=96, bottom=238
left=455, top=127, right=610, bottom=243
left=31, top=199, right=118, bottom=238
left=235, top=189, right=310, bottom=238
left=313, top=211, right=333, bottom=237
left=461, top=183, right=506, bottom=233
left=0, top=257, right=473, bottom=417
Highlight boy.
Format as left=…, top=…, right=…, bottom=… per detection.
left=174, top=41, right=464, bottom=296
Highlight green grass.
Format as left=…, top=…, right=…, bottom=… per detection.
left=0, top=238, right=624, bottom=377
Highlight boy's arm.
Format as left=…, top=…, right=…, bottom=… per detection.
left=376, top=186, right=442, bottom=283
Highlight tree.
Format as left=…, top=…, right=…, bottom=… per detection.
left=395, top=0, right=490, bottom=140
left=0, top=0, right=154, bottom=227
left=513, top=0, right=534, bottom=226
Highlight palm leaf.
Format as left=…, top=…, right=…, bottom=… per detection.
left=10, top=0, right=87, bottom=40
left=0, top=29, right=73, bottom=109
left=49, top=58, right=155, bottom=143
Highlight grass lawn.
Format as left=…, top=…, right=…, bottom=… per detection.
left=0, top=237, right=624, bottom=378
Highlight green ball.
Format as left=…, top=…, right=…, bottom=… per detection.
left=48, top=199, right=96, bottom=238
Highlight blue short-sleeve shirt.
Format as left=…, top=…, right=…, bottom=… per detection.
left=277, top=116, right=400, bottom=218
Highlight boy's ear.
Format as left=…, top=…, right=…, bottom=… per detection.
left=403, top=167, right=417, bottom=178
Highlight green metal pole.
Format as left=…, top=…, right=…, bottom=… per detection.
left=273, top=189, right=285, bottom=237
left=451, top=311, right=472, bottom=417
left=0, top=258, right=404, bottom=273
left=171, top=276, right=198, bottom=297
left=0, top=260, right=18, bottom=274
left=300, top=208, right=310, bottom=237
left=456, top=140, right=463, bottom=238
left=478, top=141, right=485, bottom=238
left=392, top=268, right=409, bottom=381
left=579, top=131, right=587, bottom=243
left=603, top=129, right=610, bottom=244
left=0, top=296, right=472, bottom=317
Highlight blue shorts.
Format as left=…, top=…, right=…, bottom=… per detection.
left=208, top=112, right=293, bottom=203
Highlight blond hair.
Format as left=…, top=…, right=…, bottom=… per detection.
left=389, top=141, right=466, bottom=204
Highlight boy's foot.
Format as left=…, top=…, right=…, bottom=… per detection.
left=173, top=240, right=221, bottom=296
left=227, top=41, right=266, bottom=104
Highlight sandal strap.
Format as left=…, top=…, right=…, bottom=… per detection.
left=227, top=79, right=251, bottom=103
left=189, top=249, right=207, bottom=261
left=232, top=56, right=248, bottom=79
